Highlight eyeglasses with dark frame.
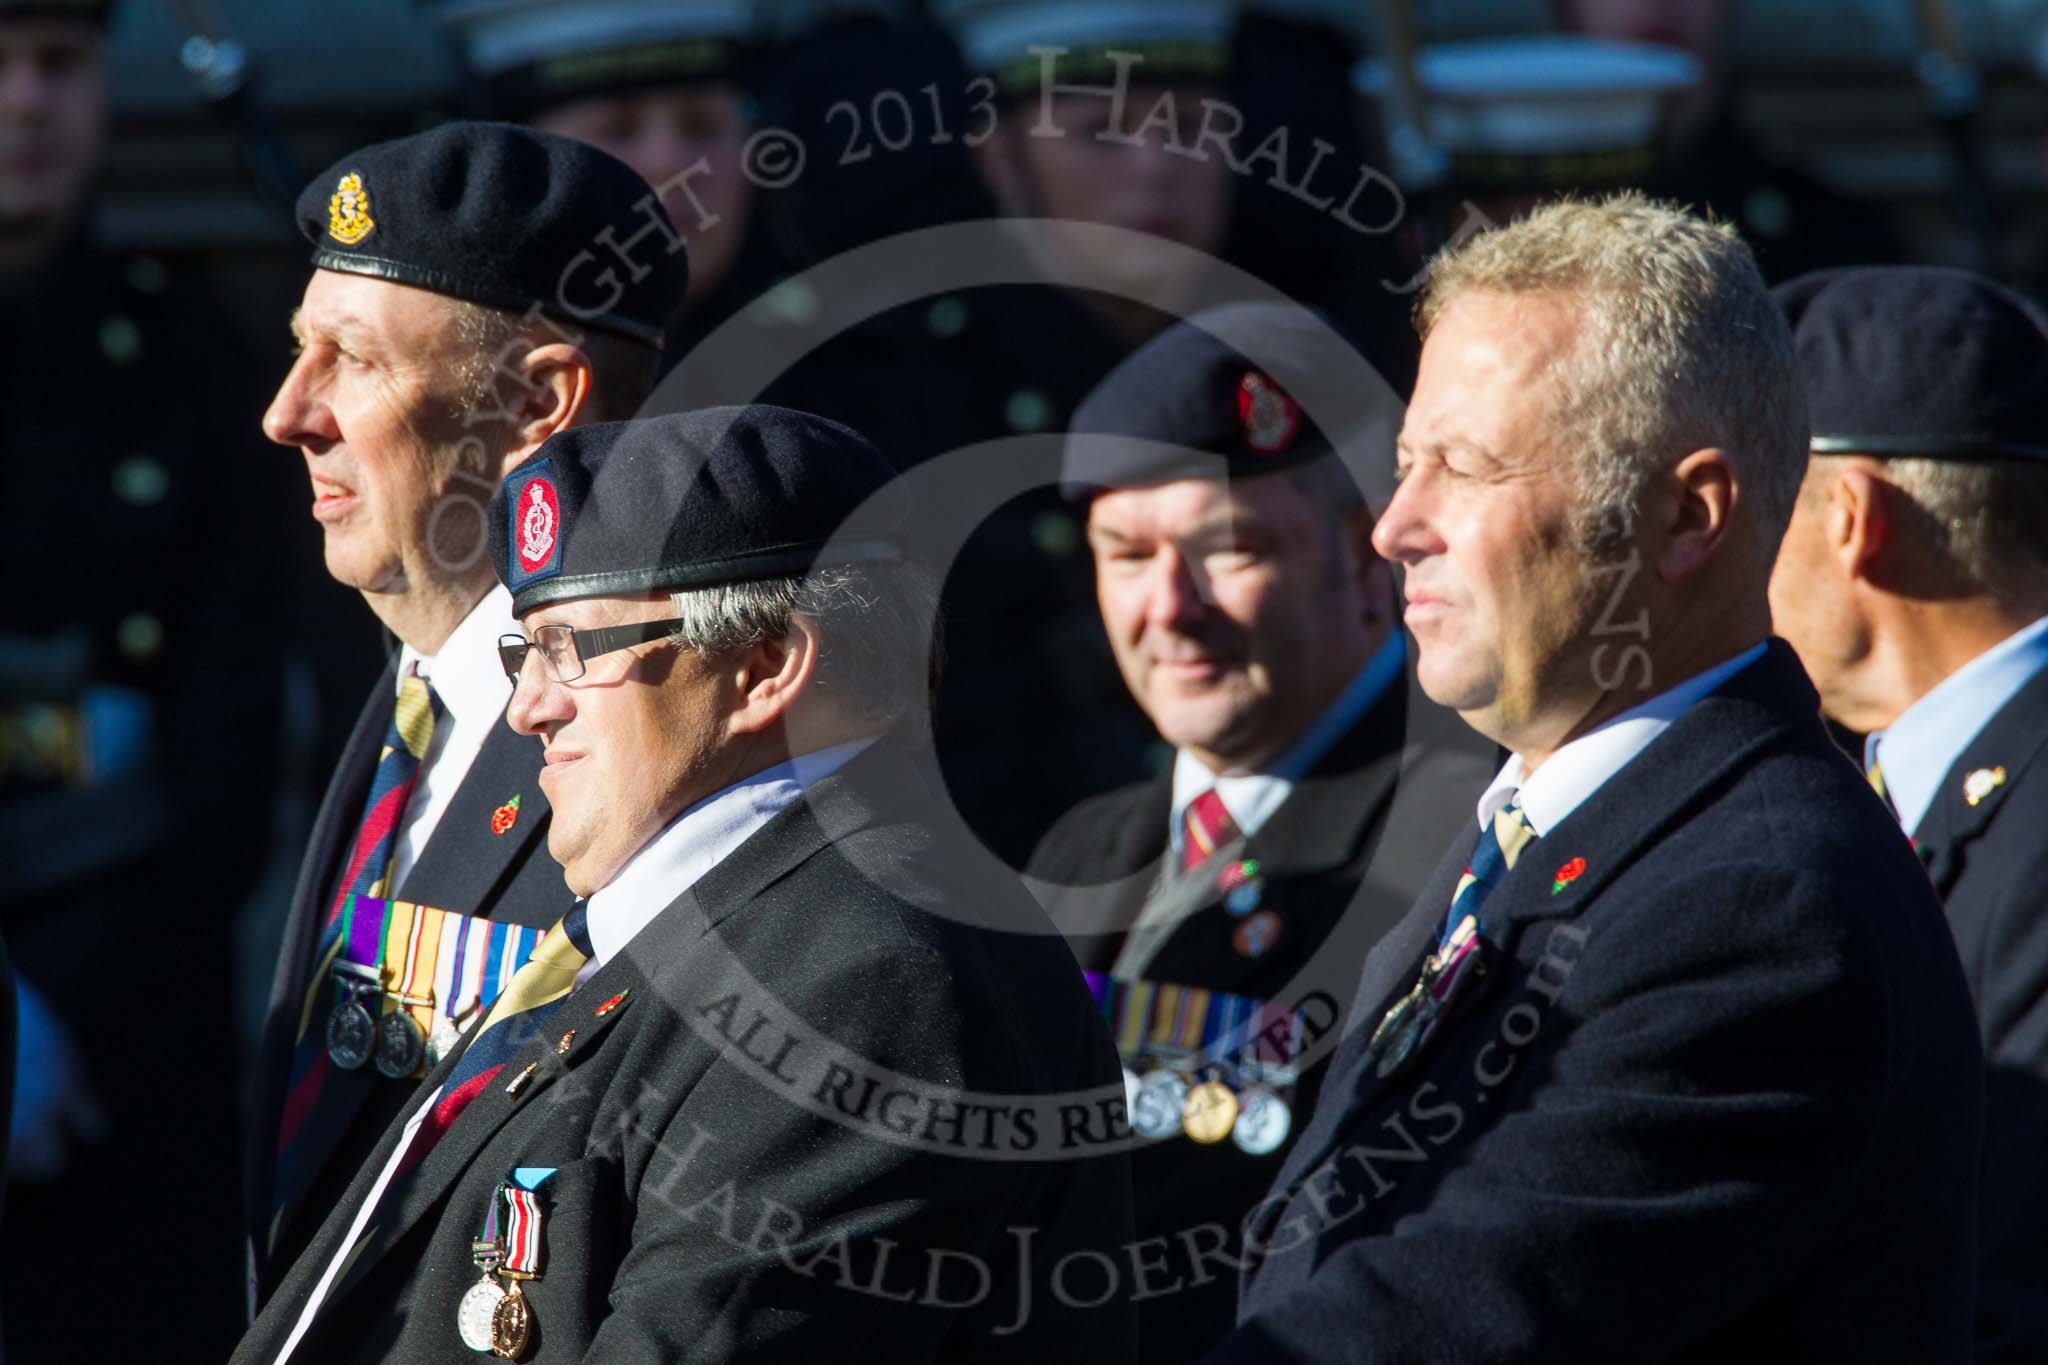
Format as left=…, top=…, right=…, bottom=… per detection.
left=497, top=619, right=688, bottom=685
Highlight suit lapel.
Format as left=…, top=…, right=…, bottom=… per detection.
left=247, top=663, right=396, bottom=1260
left=1913, top=663, right=2048, bottom=897
left=300, top=738, right=931, bottom=1305
left=397, top=718, right=550, bottom=913
left=1256, top=643, right=1817, bottom=1247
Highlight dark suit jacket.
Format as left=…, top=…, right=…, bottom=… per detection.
left=1210, top=642, right=1985, bottom=1364
left=1026, top=664, right=1490, bottom=1364
left=1912, top=660, right=2048, bottom=1363
left=230, top=741, right=1137, bottom=1364
left=246, top=656, right=574, bottom=1304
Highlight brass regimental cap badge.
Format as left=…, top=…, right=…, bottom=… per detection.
left=327, top=171, right=375, bottom=245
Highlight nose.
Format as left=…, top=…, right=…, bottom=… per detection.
left=1142, top=545, right=1210, bottom=632
left=1371, top=468, right=1441, bottom=567
left=505, top=648, right=570, bottom=739
left=262, top=351, right=338, bottom=451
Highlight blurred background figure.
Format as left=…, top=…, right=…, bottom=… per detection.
left=1358, top=0, right=1906, bottom=284
left=438, top=0, right=759, bottom=315
left=0, top=0, right=293, bottom=1358
left=1031, top=303, right=1481, bottom=1364
left=1770, top=264, right=2048, bottom=1364
left=1553, top=0, right=1904, bottom=278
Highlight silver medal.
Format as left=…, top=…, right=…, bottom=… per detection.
left=325, top=992, right=376, bottom=1071
left=427, top=1014, right=464, bottom=1069
left=1121, top=1066, right=1143, bottom=1119
left=457, top=1276, right=505, bottom=1352
left=1131, top=1069, right=1191, bottom=1140
left=374, top=1009, right=426, bottom=1079
left=1231, top=1086, right=1293, bottom=1156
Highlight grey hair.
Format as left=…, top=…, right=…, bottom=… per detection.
left=445, top=298, right=659, bottom=428
left=665, top=561, right=943, bottom=729
left=1418, top=192, right=1808, bottom=563
left=1836, top=454, right=2048, bottom=603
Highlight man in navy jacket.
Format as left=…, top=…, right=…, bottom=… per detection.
left=1204, top=194, right=1984, bottom=1362
left=1770, top=265, right=2048, bottom=1362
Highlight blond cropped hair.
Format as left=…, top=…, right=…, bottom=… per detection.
left=1418, top=193, right=1808, bottom=561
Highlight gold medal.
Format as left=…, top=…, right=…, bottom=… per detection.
left=1182, top=1080, right=1239, bottom=1144
left=490, top=1279, right=532, bottom=1359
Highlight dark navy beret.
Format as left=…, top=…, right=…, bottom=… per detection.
left=489, top=407, right=911, bottom=615
left=1061, top=302, right=1346, bottom=500
left=1775, top=266, right=2048, bottom=462
left=296, top=121, right=687, bottom=348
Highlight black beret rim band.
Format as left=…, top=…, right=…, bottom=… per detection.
left=1810, top=436, right=2048, bottom=461
left=309, top=249, right=668, bottom=348
left=509, top=539, right=906, bottom=613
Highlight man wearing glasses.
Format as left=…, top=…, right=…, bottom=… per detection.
left=234, top=406, right=1137, bottom=1363
left=247, top=121, right=688, bottom=1311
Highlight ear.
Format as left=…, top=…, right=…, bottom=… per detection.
left=726, top=616, right=822, bottom=737
left=1828, top=463, right=1891, bottom=583
left=495, top=342, right=595, bottom=475
left=1654, top=447, right=1738, bottom=584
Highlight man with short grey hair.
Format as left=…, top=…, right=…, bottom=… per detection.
left=232, top=406, right=1136, bottom=1363
left=1769, top=265, right=2048, bottom=1362
left=1201, top=195, right=1983, bottom=1363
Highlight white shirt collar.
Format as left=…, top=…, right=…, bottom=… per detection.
left=578, top=737, right=875, bottom=979
left=1477, top=642, right=1768, bottom=836
left=1169, top=631, right=1407, bottom=854
left=395, top=583, right=517, bottom=734
left=1865, top=613, right=2048, bottom=835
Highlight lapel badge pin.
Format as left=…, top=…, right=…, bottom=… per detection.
left=1233, top=910, right=1283, bottom=959
left=555, top=1029, right=577, bottom=1056
left=1964, top=767, right=2008, bottom=807
left=1220, top=860, right=1264, bottom=917
left=504, top=1061, right=539, bottom=1097
left=490, top=794, right=522, bottom=836
left=1551, top=857, right=1587, bottom=895
left=1217, top=859, right=1260, bottom=893
left=594, top=989, right=630, bottom=1018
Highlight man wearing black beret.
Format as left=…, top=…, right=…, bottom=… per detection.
left=233, top=406, right=1137, bottom=1363
left=247, top=120, right=689, bottom=1313
left=1027, top=303, right=1483, bottom=1362
left=1769, top=265, right=2048, bottom=1364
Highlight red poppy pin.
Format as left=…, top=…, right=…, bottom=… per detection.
left=1551, top=857, right=1586, bottom=895
left=490, top=794, right=522, bottom=836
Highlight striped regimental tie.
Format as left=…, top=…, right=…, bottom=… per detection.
left=1181, top=789, right=1240, bottom=873
left=1443, top=795, right=1537, bottom=939
left=271, top=668, right=442, bottom=1243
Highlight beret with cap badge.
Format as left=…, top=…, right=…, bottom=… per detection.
left=489, top=406, right=911, bottom=616
left=295, top=120, right=688, bottom=347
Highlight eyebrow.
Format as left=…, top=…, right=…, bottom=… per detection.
left=1395, top=436, right=1505, bottom=466
left=288, top=308, right=376, bottom=348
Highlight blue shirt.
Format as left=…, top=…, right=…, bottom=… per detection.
left=1168, top=630, right=1407, bottom=858
left=1866, top=614, right=2048, bottom=837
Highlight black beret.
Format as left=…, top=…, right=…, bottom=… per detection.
left=1775, top=266, right=2048, bottom=463
left=489, top=407, right=911, bottom=615
left=296, top=121, right=687, bottom=348
left=1061, top=302, right=1347, bottom=500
